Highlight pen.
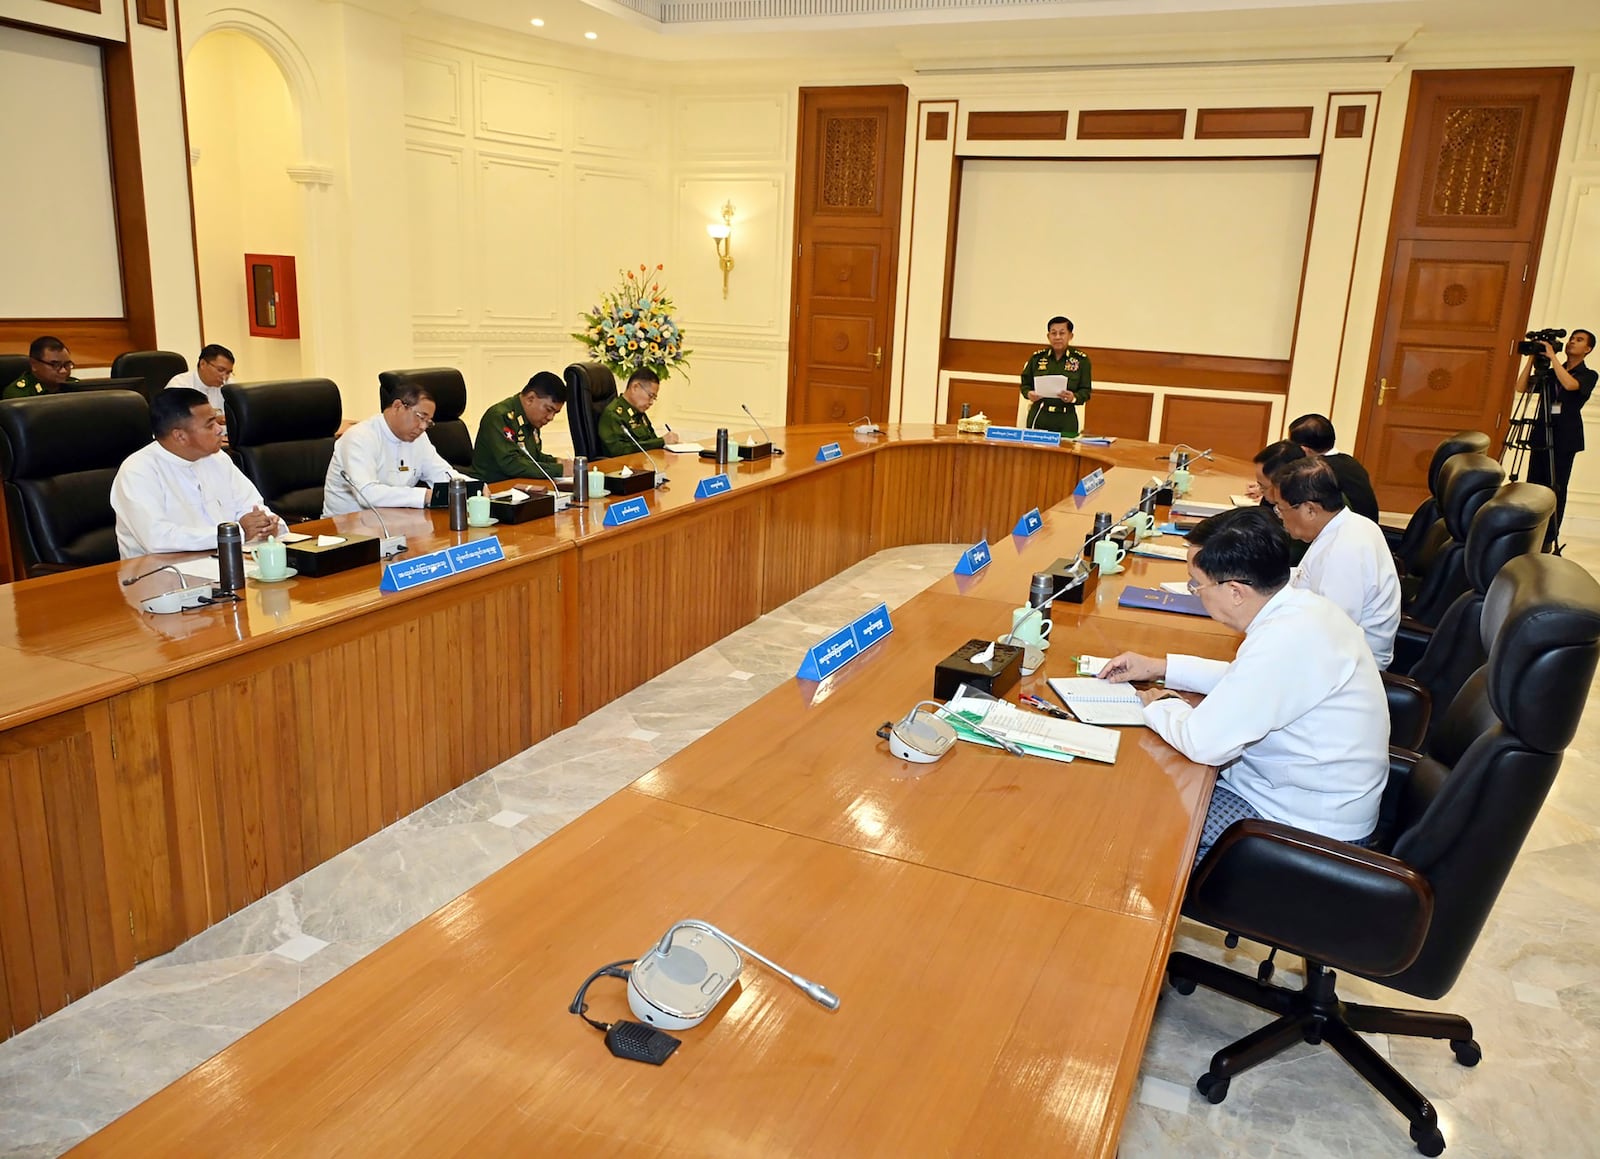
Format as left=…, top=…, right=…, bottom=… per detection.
left=1020, top=694, right=1075, bottom=721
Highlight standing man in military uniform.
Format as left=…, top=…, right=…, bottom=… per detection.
left=3, top=336, right=78, bottom=398
left=470, top=370, right=572, bottom=483
left=1020, top=315, right=1092, bottom=436
left=596, top=369, right=667, bottom=458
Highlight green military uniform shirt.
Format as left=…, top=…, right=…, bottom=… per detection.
left=471, top=394, right=563, bottom=482
left=2, top=370, right=74, bottom=400
left=1019, top=347, right=1092, bottom=437
left=595, top=395, right=665, bottom=458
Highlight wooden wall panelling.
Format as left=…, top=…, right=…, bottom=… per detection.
left=577, top=496, right=769, bottom=717
left=945, top=377, right=1021, bottom=425
left=107, top=685, right=185, bottom=956
left=1194, top=106, right=1315, bottom=139
left=941, top=339, right=1291, bottom=395
left=0, top=320, right=134, bottom=368
left=760, top=458, right=875, bottom=612
left=0, top=706, right=132, bottom=1034
left=947, top=446, right=1083, bottom=545
left=966, top=111, right=1070, bottom=141
left=102, top=41, right=157, bottom=350
left=872, top=443, right=958, bottom=549
left=1076, top=109, right=1186, bottom=140
left=1159, top=396, right=1273, bottom=459
left=136, top=0, right=167, bottom=29
left=1083, top=390, right=1154, bottom=441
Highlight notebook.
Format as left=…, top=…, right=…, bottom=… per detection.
left=1047, top=677, right=1147, bottom=726
left=1118, top=585, right=1209, bottom=617
left=1170, top=499, right=1230, bottom=518
left=1131, top=542, right=1187, bottom=561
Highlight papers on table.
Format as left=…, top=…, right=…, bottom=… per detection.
left=316, top=535, right=345, bottom=547
left=945, top=687, right=1122, bottom=764
left=281, top=531, right=312, bottom=543
left=1072, top=435, right=1117, bottom=446
left=489, top=488, right=529, bottom=503
left=1075, top=654, right=1112, bottom=676
left=1131, top=542, right=1187, bottom=561
left=178, top=558, right=221, bottom=584
left=1031, top=374, right=1074, bottom=400
left=665, top=443, right=704, bottom=454
left=1160, top=581, right=1192, bottom=595
left=1231, top=494, right=1258, bottom=508
left=1046, top=677, right=1147, bottom=727
left=1170, top=499, right=1230, bottom=518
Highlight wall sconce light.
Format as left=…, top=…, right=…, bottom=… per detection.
left=706, top=201, right=735, bottom=299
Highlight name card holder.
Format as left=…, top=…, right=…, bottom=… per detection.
left=796, top=602, right=894, bottom=681
left=1021, top=429, right=1063, bottom=447
left=983, top=426, right=1023, bottom=443
left=1013, top=507, right=1044, bottom=537
left=953, top=541, right=991, bottom=575
left=694, top=474, right=732, bottom=500
left=1073, top=468, right=1106, bottom=499
left=815, top=442, right=843, bottom=462
left=379, top=535, right=505, bottom=592
left=602, top=497, right=652, bottom=527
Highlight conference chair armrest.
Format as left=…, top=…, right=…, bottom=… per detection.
left=1185, top=819, right=1434, bottom=977
left=26, top=562, right=79, bottom=578
left=1383, top=525, right=1406, bottom=553
left=1388, top=616, right=1434, bottom=676
left=1382, top=672, right=1431, bottom=752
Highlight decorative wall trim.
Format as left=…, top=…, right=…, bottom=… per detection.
left=1335, top=104, right=1367, bottom=139
left=926, top=111, right=949, bottom=141
left=966, top=110, right=1068, bottom=141
left=1195, top=106, right=1315, bottom=140
left=941, top=337, right=1291, bottom=394
left=1076, top=109, right=1186, bottom=141
left=40, top=0, right=100, bottom=12
left=286, top=164, right=336, bottom=188
left=403, top=52, right=464, bottom=135
left=136, top=0, right=167, bottom=30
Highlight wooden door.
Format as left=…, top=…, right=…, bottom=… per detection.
left=1357, top=68, right=1571, bottom=512
left=788, top=86, right=908, bottom=426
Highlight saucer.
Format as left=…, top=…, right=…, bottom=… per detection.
left=1098, top=564, right=1124, bottom=576
left=468, top=518, right=500, bottom=527
left=250, top=567, right=298, bottom=583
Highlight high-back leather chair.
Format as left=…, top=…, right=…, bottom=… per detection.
left=1167, top=553, right=1600, bottom=1157
left=1386, top=431, right=1492, bottom=576
left=377, top=368, right=473, bottom=471
left=110, top=350, right=188, bottom=406
left=0, top=354, right=29, bottom=391
left=1401, top=453, right=1504, bottom=627
left=0, top=392, right=151, bottom=574
left=564, top=363, right=617, bottom=461
left=1385, top=482, right=1555, bottom=746
left=224, top=380, right=342, bottom=523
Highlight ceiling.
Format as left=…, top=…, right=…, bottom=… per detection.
left=417, top=0, right=1600, bottom=63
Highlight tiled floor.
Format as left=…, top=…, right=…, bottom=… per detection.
left=4, top=538, right=1599, bottom=1157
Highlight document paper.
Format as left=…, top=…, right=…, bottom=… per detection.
left=1047, top=678, right=1147, bottom=727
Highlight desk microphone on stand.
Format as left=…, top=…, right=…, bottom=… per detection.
left=519, top=442, right=573, bottom=510
left=740, top=404, right=784, bottom=455
left=620, top=423, right=668, bottom=488
left=339, top=468, right=407, bottom=558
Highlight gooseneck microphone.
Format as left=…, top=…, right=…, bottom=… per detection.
left=917, top=699, right=1024, bottom=757
left=122, top=563, right=191, bottom=588
left=338, top=467, right=407, bottom=558
left=740, top=404, right=784, bottom=455
left=652, top=920, right=839, bottom=1011
left=620, top=421, right=668, bottom=488
left=518, top=441, right=572, bottom=509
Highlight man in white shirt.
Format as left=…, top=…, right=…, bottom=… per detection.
left=111, top=388, right=285, bottom=558
left=164, top=344, right=235, bottom=413
left=1099, top=507, right=1388, bottom=864
left=323, top=381, right=461, bottom=516
left=1272, top=456, right=1402, bottom=669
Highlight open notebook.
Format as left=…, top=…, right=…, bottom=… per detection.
left=1046, top=677, right=1147, bottom=726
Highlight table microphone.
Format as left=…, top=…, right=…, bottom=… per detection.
left=518, top=442, right=573, bottom=510
left=338, top=468, right=407, bottom=557
left=619, top=422, right=668, bottom=488
left=848, top=415, right=883, bottom=436
left=650, top=920, right=840, bottom=1012
left=740, top=404, right=784, bottom=455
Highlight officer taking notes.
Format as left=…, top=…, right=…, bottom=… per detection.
left=596, top=369, right=666, bottom=458
left=471, top=371, right=573, bottom=483
left=1020, top=315, right=1092, bottom=437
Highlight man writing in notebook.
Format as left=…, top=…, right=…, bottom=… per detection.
left=1098, top=506, right=1387, bottom=864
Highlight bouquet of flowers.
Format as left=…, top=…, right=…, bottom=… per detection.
left=573, top=264, right=691, bottom=380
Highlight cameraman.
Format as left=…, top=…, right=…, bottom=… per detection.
left=1520, top=328, right=1596, bottom=548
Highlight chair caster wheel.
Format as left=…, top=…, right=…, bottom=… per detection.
left=1224, top=933, right=1240, bottom=948
left=1410, top=1123, right=1445, bottom=1156
left=1196, top=1072, right=1229, bottom=1104
left=1257, top=959, right=1275, bottom=983
left=1450, top=1038, right=1481, bottom=1067
left=1168, top=974, right=1196, bottom=996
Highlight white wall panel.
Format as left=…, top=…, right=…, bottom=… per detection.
left=573, top=87, right=660, bottom=158
left=673, top=94, right=789, bottom=162
left=403, top=52, right=462, bottom=133
left=476, top=65, right=561, bottom=149
left=477, top=154, right=563, bottom=325
left=667, top=349, right=786, bottom=436
left=674, top=176, right=785, bottom=338
left=407, top=142, right=468, bottom=322
left=573, top=168, right=662, bottom=294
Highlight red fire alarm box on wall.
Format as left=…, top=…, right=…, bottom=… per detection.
left=246, top=254, right=300, bottom=339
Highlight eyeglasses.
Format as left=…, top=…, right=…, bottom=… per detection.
left=405, top=403, right=436, bottom=428
left=1187, top=577, right=1226, bottom=595
left=36, top=359, right=73, bottom=371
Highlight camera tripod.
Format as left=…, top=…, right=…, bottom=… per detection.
left=1501, top=362, right=1563, bottom=554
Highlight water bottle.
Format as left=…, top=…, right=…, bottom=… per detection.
left=448, top=478, right=468, bottom=531
left=1086, top=511, right=1112, bottom=552
left=216, top=522, right=245, bottom=596
left=960, top=403, right=971, bottom=419
left=1029, top=572, right=1055, bottom=610
left=715, top=428, right=730, bottom=465
left=1173, top=451, right=1193, bottom=496
left=572, top=455, right=590, bottom=503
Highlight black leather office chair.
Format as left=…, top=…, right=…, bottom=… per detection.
left=1401, top=453, right=1504, bottom=627
left=564, top=363, right=617, bottom=461
left=110, top=350, right=188, bottom=406
left=1385, top=431, right=1492, bottom=576
left=0, top=354, right=29, bottom=391
left=1386, top=482, right=1555, bottom=726
left=377, top=368, right=474, bottom=471
left=0, top=392, right=151, bottom=574
left=224, top=379, right=342, bottom=523
left=1167, top=553, right=1600, bottom=1156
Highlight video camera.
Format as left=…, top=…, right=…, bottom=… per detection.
left=1519, top=327, right=1568, bottom=357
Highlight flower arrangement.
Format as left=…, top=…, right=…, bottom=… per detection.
left=573, top=264, right=691, bottom=380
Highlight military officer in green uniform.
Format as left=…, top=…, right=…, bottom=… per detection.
left=3, top=336, right=78, bottom=399
left=470, top=370, right=572, bottom=483
left=1020, top=315, right=1092, bottom=437
left=596, top=369, right=667, bottom=458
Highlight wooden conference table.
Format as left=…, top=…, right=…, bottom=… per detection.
left=5, top=425, right=1252, bottom=1154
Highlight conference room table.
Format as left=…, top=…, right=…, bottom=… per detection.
left=2, top=424, right=1256, bottom=1154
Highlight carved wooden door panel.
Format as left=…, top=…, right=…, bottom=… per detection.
left=1357, top=68, right=1571, bottom=512
left=788, top=86, right=908, bottom=426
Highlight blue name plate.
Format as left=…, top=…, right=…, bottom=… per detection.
left=1073, top=468, right=1106, bottom=498
left=953, top=540, right=991, bottom=575
left=1021, top=429, right=1063, bottom=447
left=694, top=474, right=732, bottom=500
left=1013, top=507, right=1043, bottom=537
left=815, top=442, right=843, bottom=462
left=796, top=602, right=894, bottom=681
left=380, top=549, right=455, bottom=592
left=984, top=426, right=1024, bottom=443
left=602, top=497, right=651, bottom=527
left=446, top=536, right=506, bottom=572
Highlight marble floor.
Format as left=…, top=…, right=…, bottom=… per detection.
left=5, top=538, right=1600, bottom=1157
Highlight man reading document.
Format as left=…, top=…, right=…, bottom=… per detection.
left=1098, top=507, right=1387, bottom=865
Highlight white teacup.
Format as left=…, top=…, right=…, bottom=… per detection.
left=1092, top=538, right=1127, bottom=575
left=1006, top=607, right=1053, bottom=649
